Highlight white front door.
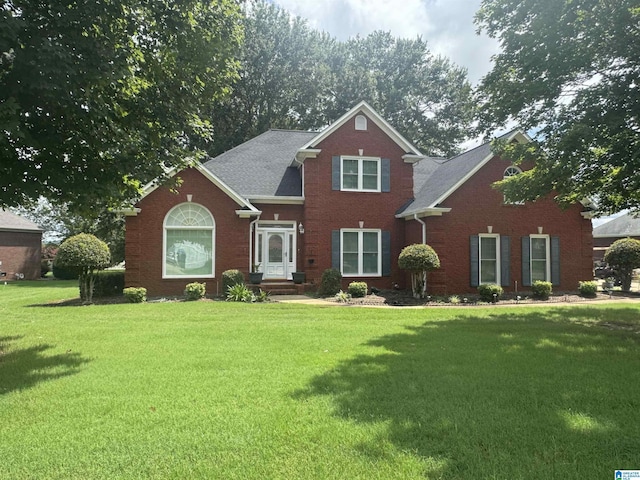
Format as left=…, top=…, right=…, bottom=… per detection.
left=256, top=224, right=296, bottom=280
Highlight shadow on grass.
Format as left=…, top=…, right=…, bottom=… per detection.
left=294, top=307, right=640, bottom=478
left=5, top=279, right=78, bottom=289
left=0, top=336, right=90, bottom=395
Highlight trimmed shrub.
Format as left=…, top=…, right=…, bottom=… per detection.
left=578, top=280, right=598, bottom=298
left=347, top=281, right=368, bottom=298
left=93, top=270, right=125, bottom=298
left=226, top=283, right=253, bottom=302
left=123, top=287, right=147, bottom=303
left=604, top=238, right=640, bottom=291
left=318, top=268, right=342, bottom=297
left=184, top=282, right=206, bottom=301
left=478, top=283, right=504, bottom=303
left=532, top=280, right=552, bottom=300
left=398, top=243, right=440, bottom=298
left=52, top=258, right=79, bottom=280
left=222, top=269, right=245, bottom=294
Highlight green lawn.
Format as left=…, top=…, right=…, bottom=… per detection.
left=1, top=281, right=640, bottom=479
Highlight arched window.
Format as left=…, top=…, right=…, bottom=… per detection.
left=355, top=114, right=367, bottom=131
left=163, top=203, right=215, bottom=278
left=503, top=166, right=524, bottom=204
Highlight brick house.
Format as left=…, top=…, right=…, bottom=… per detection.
left=592, top=213, right=640, bottom=263
left=0, top=210, right=42, bottom=280
left=124, top=102, right=594, bottom=296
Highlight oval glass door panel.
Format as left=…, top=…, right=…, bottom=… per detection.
left=268, top=234, right=283, bottom=263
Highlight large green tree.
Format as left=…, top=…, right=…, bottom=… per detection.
left=206, top=1, right=473, bottom=158
left=1, top=0, right=242, bottom=213
left=475, top=0, right=640, bottom=214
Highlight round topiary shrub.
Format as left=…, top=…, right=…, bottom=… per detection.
left=604, top=238, right=640, bottom=291
left=398, top=244, right=440, bottom=298
left=56, top=233, right=111, bottom=303
left=318, top=268, right=342, bottom=297
left=532, top=280, right=552, bottom=300
left=347, top=281, right=368, bottom=298
left=477, top=283, right=504, bottom=303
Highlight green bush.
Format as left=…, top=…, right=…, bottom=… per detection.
left=477, top=283, right=504, bottom=302
left=123, top=287, right=147, bottom=303
left=334, top=290, right=352, bottom=303
left=222, top=269, right=245, bottom=294
left=318, top=268, right=342, bottom=297
left=398, top=243, right=441, bottom=298
left=93, top=270, right=125, bottom=298
left=532, top=280, right=552, bottom=300
left=184, top=282, right=206, bottom=301
left=252, top=289, right=270, bottom=303
left=226, top=283, right=253, bottom=302
left=578, top=280, right=598, bottom=298
left=604, top=238, right=640, bottom=291
left=347, top=281, right=368, bottom=298
left=40, top=260, right=50, bottom=277
left=52, top=258, right=79, bottom=280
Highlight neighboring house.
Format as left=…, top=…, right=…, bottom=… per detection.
left=0, top=210, right=43, bottom=280
left=124, top=102, right=594, bottom=296
left=593, top=213, right=640, bottom=263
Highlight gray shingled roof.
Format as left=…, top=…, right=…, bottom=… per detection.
left=593, top=213, right=640, bottom=237
left=399, top=130, right=518, bottom=216
left=202, top=129, right=317, bottom=198
left=0, top=210, right=42, bottom=232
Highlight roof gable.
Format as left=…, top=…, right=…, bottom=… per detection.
left=593, top=213, right=640, bottom=237
left=0, top=210, right=42, bottom=232
left=299, top=101, right=425, bottom=158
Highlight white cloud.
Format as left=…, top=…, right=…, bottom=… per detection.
left=270, top=0, right=499, bottom=84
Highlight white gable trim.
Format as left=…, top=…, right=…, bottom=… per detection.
left=139, top=163, right=259, bottom=215
left=429, top=130, right=530, bottom=208
left=298, top=101, right=425, bottom=157
left=396, top=207, right=452, bottom=219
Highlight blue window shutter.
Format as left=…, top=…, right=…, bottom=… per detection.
left=470, top=235, right=479, bottom=287
left=381, top=158, right=391, bottom=192
left=332, top=156, right=341, bottom=190
left=500, top=236, right=511, bottom=287
left=331, top=230, right=341, bottom=270
left=522, top=237, right=531, bottom=287
left=382, top=231, right=391, bottom=276
left=551, top=236, right=560, bottom=286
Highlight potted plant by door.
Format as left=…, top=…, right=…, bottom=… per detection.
left=292, top=271, right=306, bottom=284
left=249, top=264, right=263, bottom=284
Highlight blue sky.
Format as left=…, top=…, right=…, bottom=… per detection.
left=270, top=0, right=499, bottom=85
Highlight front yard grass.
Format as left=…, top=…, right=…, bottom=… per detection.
left=1, top=281, right=640, bottom=479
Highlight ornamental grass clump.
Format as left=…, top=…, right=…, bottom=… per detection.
left=398, top=244, right=440, bottom=298
left=55, top=233, right=111, bottom=303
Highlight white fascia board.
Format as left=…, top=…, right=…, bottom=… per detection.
left=139, top=163, right=257, bottom=212
left=430, top=129, right=530, bottom=208
left=293, top=149, right=322, bottom=166
left=396, top=207, right=452, bottom=219
left=235, top=209, right=262, bottom=219
left=248, top=196, right=305, bottom=205
left=402, top=154, right=426, bottom=164
left=298, top=101, right=424, bottom=156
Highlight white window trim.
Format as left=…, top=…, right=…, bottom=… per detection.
left=340, top=228, right=382, bottom=277
left=479, top=233, right=501, bottom=285
left=529, top=234, right=550, bottom=283
left=503, top=165, right=524, bottom=205
left=163, top=203, right=216, bottom=279
left=341, top=156, right=381, bottom=192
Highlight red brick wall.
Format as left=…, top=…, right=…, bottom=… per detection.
left=301, top=113, right=414, bottom=290
left=414, top=156, right=593, bottom=295
left=0, top=231, right=42, bottom=280
left=125, top=168, right=254, bottom=296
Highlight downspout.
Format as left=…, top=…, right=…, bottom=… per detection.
left=249, top=215, right=261, bottom=273
left=413, top=214, right=426, bottom=244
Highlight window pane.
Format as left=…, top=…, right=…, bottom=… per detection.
left=531, top=260, right=547, bottom=282
left=480, top=237, right=497, bottom=260
left=362, top=174, right=378, bottom=190
left=362, top=160, right=378, bottom=175
left=166, top=229, right=213, bottom=276
left=343, top=253, right=358, bottom=274
left=268, top=234, right=283, bottom=262
left=480, top=260, right=497, bottom=283
left=343, top=159, right=358, bottom=174
left=362, top=232, right=378, bottom=252
left=363, top=253, right=378, bottom=274
left=343, top=232, right=358, bottom=252
left=531, top=238, right=547, bottom=260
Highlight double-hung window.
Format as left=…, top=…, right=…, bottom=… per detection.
left=503, top=166, right=524, bottom=205
left=341, top=229, right=381, bottom=276
left=530, top=235, right=550, bottom=282
left=341, top=156, right=380, bottom=192
left=479, top=234, right=500, bottom=284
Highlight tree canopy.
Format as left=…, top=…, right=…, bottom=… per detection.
left=1, top=0, right=242, bottom=213
left=475, top=0, right=640, bottom=214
